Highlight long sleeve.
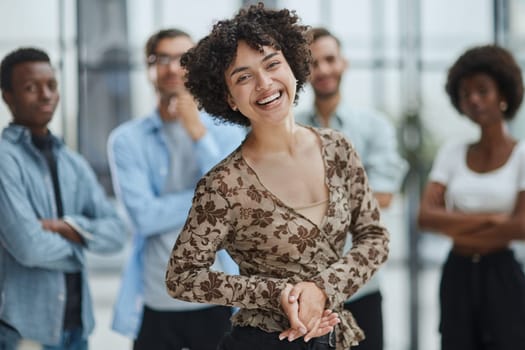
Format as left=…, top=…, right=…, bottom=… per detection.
left=166, top=180, right=288, bottom=313
left=108, top=116, right=244, bottom=238
left=108, top=129, right=195, bottom=237
left=364, top=113, right=408, bottom=193
left=0, top=152, right=81, bottom=271
left=311, top=140, right=390, bottom=308
left=196, top=116, right=246, bottom=172
left=62, top=155, right=127, bottom=254
left=193, top=132, right=225, bottom=173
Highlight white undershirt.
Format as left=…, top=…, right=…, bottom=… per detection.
left=429, top=141, right=525, bottom=214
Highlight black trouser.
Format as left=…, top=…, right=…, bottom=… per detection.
left=344, top=291, right=383, bottom=350
left=218, top=326, right=335, bottom=350
left=440, top=249, right=525, bottom=350
left=133, top=305, right=232, bottom=350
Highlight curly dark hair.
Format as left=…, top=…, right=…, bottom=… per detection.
left=0, top=47, right=50, bottom=92
left=180, top=3, right=311, bottom=126
left=446, top=45, right=524, bottom=120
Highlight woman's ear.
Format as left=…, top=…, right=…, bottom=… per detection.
left=227, top=94, right=238, bottom=111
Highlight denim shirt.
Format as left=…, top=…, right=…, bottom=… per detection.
left=0, top=124, right=126, bottom=345
left=297, top=103, right=408, bottom=300
left=108, top=110, right=246, bottom=338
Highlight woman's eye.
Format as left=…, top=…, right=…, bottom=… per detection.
left=236, top=74, right=250, bottom=83
left=267, top=61, right=280, bottom=69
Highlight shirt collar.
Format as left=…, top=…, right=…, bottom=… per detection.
left=2, top=123, right=64, bottom=148
left=309, top=102, right=346, bottom=129
left=31, top=132, right=54, bottom=151
left=142, top=109, right=164, bottom=133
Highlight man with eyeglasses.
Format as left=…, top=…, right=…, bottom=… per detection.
left=108, top=29, right=245, bottom=350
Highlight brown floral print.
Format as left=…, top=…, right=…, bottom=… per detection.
left=166, top=127, right=389, bottom=349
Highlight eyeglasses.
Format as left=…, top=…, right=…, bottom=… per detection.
left=147, top=54, right=182, bottom=67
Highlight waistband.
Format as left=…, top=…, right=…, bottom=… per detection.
left=231, top=326, right=336, bottom=348
left=449, top=248, right=513, bottom=263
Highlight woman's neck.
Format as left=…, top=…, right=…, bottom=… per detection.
left=478, top=121, right=515, bottom=150
left=243, top=117, right=299, bottom=159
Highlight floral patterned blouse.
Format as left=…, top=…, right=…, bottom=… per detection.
left=166, top=127, right=390, bottom=349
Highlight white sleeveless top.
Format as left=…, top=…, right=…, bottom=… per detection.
left=429, top=141, right=525, bottom=214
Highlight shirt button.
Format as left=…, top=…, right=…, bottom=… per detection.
left=58, top=293, right=65, bottom=301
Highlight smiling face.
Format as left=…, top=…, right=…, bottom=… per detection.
left=2, top=61, right=59, bottom=135
left=224, top=41, right=297, bottom=127
left=458, top=73, right=506, bottom=126
left=309, top=35, right=347, bottom=99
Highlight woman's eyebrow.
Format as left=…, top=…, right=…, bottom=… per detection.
left=229, top=52, right=280, bottom=78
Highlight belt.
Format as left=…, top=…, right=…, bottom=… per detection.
left=450, top=247, right=513, bottom=263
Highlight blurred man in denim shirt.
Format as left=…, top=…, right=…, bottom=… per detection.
left=0, top=47, right=126, bottom=349
left=108, top=29, right=245, bottom=350
left=297, top=28, right=408, bottom=350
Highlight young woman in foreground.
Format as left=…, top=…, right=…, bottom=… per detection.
left=165, top=4, right=390, bottom=349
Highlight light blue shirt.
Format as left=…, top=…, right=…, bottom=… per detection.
left=0, top=124, right=126, bottom=345
left=108, top=110, right=246, bottom=338
left=297, top=103, right=407, bottom=300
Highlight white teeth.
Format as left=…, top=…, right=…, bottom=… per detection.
left=257, top=92, right=280, bottom=105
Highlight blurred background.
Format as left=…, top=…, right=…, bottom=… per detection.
left=1, top=0, right=525, bottom=349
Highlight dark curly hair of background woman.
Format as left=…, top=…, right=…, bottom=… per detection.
left=181, top=3, right=311, bottom=126
left=446, top=45, right=524, bottom=120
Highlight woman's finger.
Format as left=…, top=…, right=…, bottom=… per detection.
left=303, top=318, right=321, bottom=342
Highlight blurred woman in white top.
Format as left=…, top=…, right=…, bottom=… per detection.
left=418, top=45, right=525, bottom=350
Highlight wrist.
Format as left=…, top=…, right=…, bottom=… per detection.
left=280, top=283, right=293, bottom=306
left=307, top=279, right=329, bottom=307
left=51, top=219, right=60, bottom=233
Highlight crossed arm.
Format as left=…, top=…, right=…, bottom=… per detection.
left=418, top=182, right=525, bottom=250
left=40, top=219, right=84, bottom=244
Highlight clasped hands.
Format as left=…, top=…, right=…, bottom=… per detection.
left=279, top=282, right=340, bottom=343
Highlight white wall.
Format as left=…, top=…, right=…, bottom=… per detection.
left=1, top=0, right=519, bottom=147
left=281, top=0, right=494, bottom=147
left=126, top=0, right=242, bottom=120
left=0, top=0, right=77, bottom=145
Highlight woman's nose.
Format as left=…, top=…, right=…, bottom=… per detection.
left=255, top=72, right=272, bottom=91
